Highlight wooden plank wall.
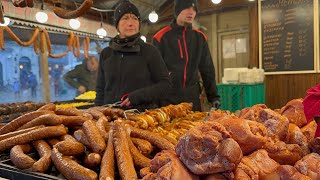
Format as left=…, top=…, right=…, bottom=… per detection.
left=265, top=74, right=319, bottom=109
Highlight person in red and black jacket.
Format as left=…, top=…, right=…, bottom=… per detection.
left=95, top=0, right=171, bottom=112
left=152, top=0, right=220, bottom=111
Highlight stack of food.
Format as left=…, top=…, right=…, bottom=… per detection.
left=0, top=100, right=318, bottom=180
left=0, top=102, right=45, bottom=122
left=75, top=91, right=96, bottom=101
left=54, top=91, right=97, bottom=109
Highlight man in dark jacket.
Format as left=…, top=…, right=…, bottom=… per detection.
left=152, top=0, right=220, bottom=111
left=63, top=56, right=98, bottom=94
left=94, top=0, right=170, bottom=112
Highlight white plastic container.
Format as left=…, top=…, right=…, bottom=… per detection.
left=223, top=68, right=248, bottom=84
left=239, top=69, right=255, bottom=84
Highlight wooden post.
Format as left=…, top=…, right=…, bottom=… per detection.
left=39, top=30, right=50, bottom=103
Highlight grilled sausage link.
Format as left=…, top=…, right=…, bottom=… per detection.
left=55, top=141, right=85, bottom=156
left=0, top=110, right=53, bottom=135
left=53, top=0, right=93, bottom=19
left=83, top=120, right=106, bottom=154
left=128, top=126, right=175, bottom=151
left=0, top=125, right=68, bottom=152
left=113, top=122, right=137, bottom=179
left=32, top=140, right=52, bottom=173
left=83, top=153, right=101, bottom=169
left=100, top=128, right=115, bottom=179
left=17, top=114, right=62, bottom=130
left=10, top=144, right=35, bottom=169
left=51, top=147, right=98, bottom=180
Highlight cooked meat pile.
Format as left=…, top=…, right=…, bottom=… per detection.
left=0, top=98, right=320, bottom=180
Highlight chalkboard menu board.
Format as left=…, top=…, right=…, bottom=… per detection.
left=261, top=0, right=315, bottom=73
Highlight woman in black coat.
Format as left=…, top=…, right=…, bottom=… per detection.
left=95, top=0, right=171, bottom=112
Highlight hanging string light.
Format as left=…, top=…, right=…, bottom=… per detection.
left=211, top=0, right=222, bottom=4
left=35, top=0, right=48, bottom=23
left=148, top=11, right=158, bottom=23
left=69, top=18, right=81, bottom=29
left=0, top=17, right=10, bottom=26
left=0, top=1, right=10, bottom=26
left=96, top=12, right=107, bottom=37
left=148, top=2, right=158, bottom=23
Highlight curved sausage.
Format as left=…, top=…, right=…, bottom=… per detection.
left=4, top=27, right=39, bottom=47
left=83, top=153, right=101, bottom=169
left=60, top=115, right=90, bottom=127
left=10, top=144, right=35, bottom=169
left=54, top=141, right=85, bottom=156
left=0, top=110, right=53, bottom=135
left=60, top=134, right=78, bottom=142
left=131, top=137, right=153, bottom=156
left=127, top=135, right=151, bottom=169
left=83, top=37, right=88, bottom=59
left=0, top=5, right=4, bottom=24
left=46, top=138, right=60, bottom=148
left=39, top=30, right=45, bottom=53
left=128, top=126, right=175, bottom=151
left=75, top=36, right=80, bottom=58
left=55, top=107, right=84, bottom=116
left=17, top=114, right=62, bottom=130
left=37, top=103, right=56, bottom=111
left=0, top=125, right=68, bottom=152
left=84, top=109, right=106, bottom=120
left=49, top=51, right=69, bottom=58
left=53, top=0, right=93, bottom=19
left=49, top=32, right=74, bottom=58
left=74, top=129, right=90, bottom=147
left=0, top=27, right=5, bottom=50
left=102, top=107, right=124, bottom=120
left=113, top=122, right=137, bottom=179
left=51, top=147, right=97, bottom=180
left=0, top=125, right=44, bottom=141
left=32, top=140, right=52, bottom=173
left=83, top=120, right=106, bottom=154
left=96, top=116, right=109, bottom=141
left=43, top=29, right=52, bottom=53
left=33, top=39, right=39, bottom=55
left=67, top=31, right=74, bottom=51
left=100, top=129, right=115, bottom=180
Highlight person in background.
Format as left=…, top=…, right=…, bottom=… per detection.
left=95, top=0, right=171, bottom=112
left=51, top=68, right=62, bottom=97
left=27, top=72, right=38, bottom=97
left=13, top=78, right=20, bottom=98
left=63, top=56, right=98, bottom=94
left=152, top=0, right=220, bottom=111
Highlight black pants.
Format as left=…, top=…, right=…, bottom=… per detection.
left=160, top=84, right=201, bottom=111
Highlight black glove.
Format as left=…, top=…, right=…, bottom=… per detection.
left=211, top=100, right=221, bottom=109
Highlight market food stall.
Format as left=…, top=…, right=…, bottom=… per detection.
left=0, top=0, right=320, bottom=179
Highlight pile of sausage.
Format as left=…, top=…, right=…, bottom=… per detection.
left=0, top=103, right=178, bottom=179
left=0, top=102, right=45, bottom=122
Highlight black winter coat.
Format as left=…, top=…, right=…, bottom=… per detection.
left=95, top=34, right=171, bottom=112
left=152, top=21, right=220, bottom=111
